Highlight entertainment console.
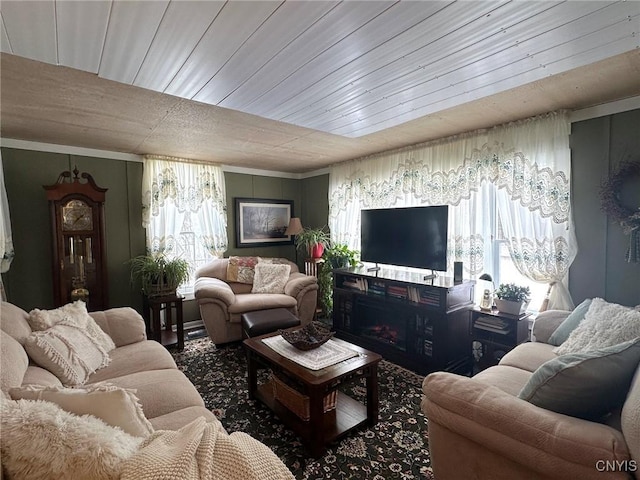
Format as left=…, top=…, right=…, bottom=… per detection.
left=332, top=266, right=475, bottom=375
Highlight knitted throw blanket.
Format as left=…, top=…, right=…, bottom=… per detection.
left=120, top=417, right=294, bottom=480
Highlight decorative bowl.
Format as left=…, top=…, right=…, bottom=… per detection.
left=280, top=322, right=334, bottom=351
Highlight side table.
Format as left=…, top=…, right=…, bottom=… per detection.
left=142, top=293, right=184, bottom=350
left=470, top=307, right=530, bottom=370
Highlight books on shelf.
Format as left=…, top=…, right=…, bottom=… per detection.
left=342, top=277, right=368, bottom=292
left=474, top=316, right=510, bottom=334
left=387, top=284, right=408, bottom=299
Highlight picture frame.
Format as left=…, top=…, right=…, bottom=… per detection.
left=235, top=198, right=294, bottom=247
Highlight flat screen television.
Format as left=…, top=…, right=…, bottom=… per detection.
left=360, top=205, right=448, bottom=272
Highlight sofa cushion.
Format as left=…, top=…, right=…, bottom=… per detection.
left=473, top=365, right=533, bottom=396
left=89, top=307, right=147, bottom=348
left=0, top=330, right=29, bottom=393
left=98, top=368, right=206, bottom=420
left=519, top=338, right=640, bottom=420
left=499, top=342, right=557, bottom=373
left=24, top=320, right=111, bottom=386
left=22, top=365, right=64, bottom=388
left=0, top=301, right=33, bottom=344
left=251, top=263, right=291, bottom=294
left=148, top=406, right=220, bottom=431
left=228, top=293, right=297, bottom=316
left=86, top=340, right=177, bottom=384
left=1, top=397, right=141, bottom=480
left=9, top=383, right=154, bottom=437
left=622, top=367, right=640, bottom=470
left=554, top=298, right=640, bottom=355
left=29, top=300, right=116, bottom=353
left=226, top=256, right=260, bottom=284
left=548, top=298, right=592, bottom=346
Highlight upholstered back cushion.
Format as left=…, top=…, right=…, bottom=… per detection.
left=0, top=301, right=33, bottom=345
left=622, top=366, right=640, bottom=467
left=195, top=257, right=299, bottom=290
left=0, top=331, right=29, bottom=393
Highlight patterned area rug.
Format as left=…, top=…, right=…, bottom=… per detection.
left=172, top=338, right=434, bottom=480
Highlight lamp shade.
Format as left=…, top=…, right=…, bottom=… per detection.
left=285, top=217, right=303, bottom=236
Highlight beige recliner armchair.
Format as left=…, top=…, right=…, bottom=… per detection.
left=194, top=257, right=318, bottom=345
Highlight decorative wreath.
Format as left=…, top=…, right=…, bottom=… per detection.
left=599, top=160, right=640, bottom=233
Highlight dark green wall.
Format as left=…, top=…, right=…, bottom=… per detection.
left=1, top=150, right=146, bottom=312
left=3, top=108, right=638, bottom=315
left=0, top=151, right=328, bottom=318
left=569, top=109, right=640, bottom=307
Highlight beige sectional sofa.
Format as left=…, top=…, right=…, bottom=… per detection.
left=194, top=257, right=318, bottom=344
left=1, top=301, right=216, bottom=430
left=422, top=308, right=640, bottom=480
left=1, top=300, right=294, bottom=479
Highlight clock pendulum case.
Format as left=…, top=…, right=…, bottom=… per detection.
left=43, top=168, right=108, bottom=310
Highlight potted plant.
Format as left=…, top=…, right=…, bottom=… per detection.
left=294, top=227, right=330, bottom=259
left=494, top=283, right=531, bottom=315
left=317, top=243, right=360, bottom=319
left=128, top=252, right=190, bottom=297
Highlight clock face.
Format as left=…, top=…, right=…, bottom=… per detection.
left=62, top=200, right=93, bottom=231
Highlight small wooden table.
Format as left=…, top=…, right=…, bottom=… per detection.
left=142, top=293, right=184, bottom=350
left=243, top=332, right=381, bottom=457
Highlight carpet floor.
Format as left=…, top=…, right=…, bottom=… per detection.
left=171, top=338, right=434, bottom=480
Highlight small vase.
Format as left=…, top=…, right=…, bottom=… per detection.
left=494, top=298, right=525, bottom=316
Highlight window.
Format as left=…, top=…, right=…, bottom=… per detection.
left=142, top=156, right=228, bottom=297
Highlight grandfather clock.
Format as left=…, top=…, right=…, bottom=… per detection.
left=44, top=168, right=108, bottom=311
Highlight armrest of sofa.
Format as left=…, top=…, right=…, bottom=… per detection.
left=531, top=309, right=571, bottom=343
left=89, top=307, right=147, bottom=347
left=284, top=273, right=318, bottom=298
left=422, top=372, right=631, bottom=476
left=194, top=277, right=236, bottom=307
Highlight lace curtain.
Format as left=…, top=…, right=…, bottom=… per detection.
left=328, top=112, right=576, bottom=310
left=0, top=153, right=15, bottom=301
left=142, top=156, right=228, bottom=292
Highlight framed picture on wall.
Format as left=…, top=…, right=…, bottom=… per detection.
left=235, top=198, right=294, bottom=247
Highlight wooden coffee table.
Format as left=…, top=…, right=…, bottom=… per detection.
left=243, top=331, right=382, bottom=457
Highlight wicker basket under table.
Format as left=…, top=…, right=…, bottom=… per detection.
left=270, top=371, right=337, bottom=421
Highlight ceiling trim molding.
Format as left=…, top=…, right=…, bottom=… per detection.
left=569, top=96, right=640, bottom=123
left=220, top=164, right=301, bottom=179
left=0, top=138, right=144, bottom=162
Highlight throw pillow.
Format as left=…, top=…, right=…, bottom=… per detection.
left=29, top=300, right=116, bottom=353
left=24, top=319, right=112, bottom=386
left=553, top=298, right=640, bottom=355
left=251, top=263, right=291, bottom=294
left=548, top=298, right=592, bottom=346
left=226, top=256, right=260, bottom=284
left=9, top=384, right=153, bottom=437
left=1, top=397, right=141, bottom=480
left=518, top=338, right=640, bottom=420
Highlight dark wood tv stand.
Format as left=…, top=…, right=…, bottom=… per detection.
left=332, top=266, right=475, bottom=375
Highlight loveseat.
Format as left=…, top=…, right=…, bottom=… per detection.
left=194, top=256, right=318, bottom=344
left=1, top=300, right=294, bottom=479
left=421, top=303, right=640, bottom=480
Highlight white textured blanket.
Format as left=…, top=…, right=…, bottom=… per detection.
left=120, top=417, right=294, bottom=480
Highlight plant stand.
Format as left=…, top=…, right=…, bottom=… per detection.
left=143, top=293, right=184, bottom=350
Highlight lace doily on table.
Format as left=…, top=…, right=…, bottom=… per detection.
left=261, top=335, right=358, bottom=370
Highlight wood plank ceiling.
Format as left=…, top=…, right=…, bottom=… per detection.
left=1, top=1, right=639, bottom=173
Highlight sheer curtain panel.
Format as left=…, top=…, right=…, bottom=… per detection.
left=328, top=112, right=575, bottom=309
left=142, top=156, right=228, bottom=294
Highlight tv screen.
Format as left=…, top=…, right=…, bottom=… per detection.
left=360, top=206, right=448, bottom=271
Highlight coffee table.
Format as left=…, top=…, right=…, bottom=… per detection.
left=243, top=331, right=382, bottom=457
